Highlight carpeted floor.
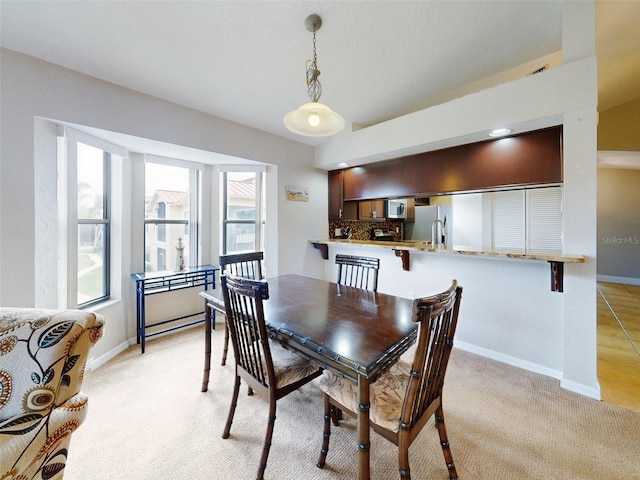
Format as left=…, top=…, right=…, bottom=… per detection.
left=64, top=325, right=640, bottom=479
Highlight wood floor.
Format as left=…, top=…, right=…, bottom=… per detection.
left=597, top=281, right=640, bottom=412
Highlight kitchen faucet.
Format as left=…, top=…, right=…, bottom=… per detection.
left=431, top=218, right=445, bottom=246
left=431, top=205, right=447, bottom=246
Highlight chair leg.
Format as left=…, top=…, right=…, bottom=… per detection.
left=435, top=407, right=459, bottom=480
left=330, top=406, right=342, bottom=426
left=256, top=400, right=277, bottom=480
left=202, top=306, right=213, bottom=393
left=221, top=321, right=229, bottom=366
left=222, top=322, right=253, bottom=396
left=222, top=376, right=241, bottom=439
left=398, top=434, right=411, bottom=480
left=317, top=394, right=332, bottom=468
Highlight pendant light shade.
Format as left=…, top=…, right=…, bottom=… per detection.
left=284, top=14, right=344, bottom=137
left=284, top=101, right=345, bottom=137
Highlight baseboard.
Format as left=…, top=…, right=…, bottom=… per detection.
left=87, top=338, right=134, bottom=371
left=455, top=340, right=563, bottom=380
left=560, top=378, right=601, bottom=400
left=597, top=274, right=640, bottom=286
left=87, top=318, right=226, bottom=371
left=455, top=340, right=602, bottom=400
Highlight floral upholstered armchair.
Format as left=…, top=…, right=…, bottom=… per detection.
left=0, top=308, right=104, bottom=480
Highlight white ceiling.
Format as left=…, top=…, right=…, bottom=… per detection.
left=1, top=1, right=639, bottom=162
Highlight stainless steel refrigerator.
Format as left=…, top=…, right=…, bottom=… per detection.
left=404, top=205, right=452, bottom=244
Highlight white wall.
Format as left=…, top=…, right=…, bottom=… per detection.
left=597, top=167, right=640, bottom=283
left=0, top=48, right=327, bottom=363
left=325, top=244, right=565, bottom=378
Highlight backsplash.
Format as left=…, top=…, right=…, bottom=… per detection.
left=328, top=219, right=404, bottom=242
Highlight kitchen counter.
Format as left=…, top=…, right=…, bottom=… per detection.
left=310, top=239, right=585, bottom=292
left=310, top=238, right=584, bottom=262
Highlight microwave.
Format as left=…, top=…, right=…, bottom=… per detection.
left=387, top=198, right=407, bottom=219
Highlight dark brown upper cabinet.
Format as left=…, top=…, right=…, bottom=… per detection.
left=337, top=126, right=562, bottom=201
left=328, top=170, right=344, bottom=219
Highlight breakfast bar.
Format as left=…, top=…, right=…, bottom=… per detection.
left=311, top=239, right=584, bottom=292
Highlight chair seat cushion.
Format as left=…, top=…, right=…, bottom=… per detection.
left=398, top=343, right=417, bottom=367
left=269, top=340, right=320, bottom=389
left=317, top=362, right=410, bottom=432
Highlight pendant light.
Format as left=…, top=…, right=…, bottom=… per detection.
left=284, top=14, right=345, bottom=137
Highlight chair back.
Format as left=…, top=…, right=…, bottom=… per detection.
left=402, top=280, right=462, bottom=431
left=335, top=254, right=380, bottom=291
left=219, top=251, right=264, bottom=280
left=221, top=274, right=273, bottom=389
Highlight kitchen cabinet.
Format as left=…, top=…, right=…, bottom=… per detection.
left=405, top=197, right=415, bottom=221
left=328, top=170, right=344, bottom=219
left=359, top=199, right=386, bottom=220
left=342, top=126, right=562, bottom=200
left=329, top=170, right=357, bottom=220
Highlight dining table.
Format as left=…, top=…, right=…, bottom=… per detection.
left=201, top=273, right=417, bottom=480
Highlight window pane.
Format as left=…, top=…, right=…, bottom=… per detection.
left=224, top=172, right=258, bottom=254
left=225, top=223, right=256, bottom=253
left=145, top=162, right=191, bottom=272
left=145, top=163, right=189, bottom=220
left=226, top=172, right=256, bottom=220
left=77, top=142, right=104, bottom=219
left=77, top=223, right=106, bottom=304
left=145, top=223, right=189, bottom=272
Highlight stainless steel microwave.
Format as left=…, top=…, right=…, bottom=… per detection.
left=387, top=198, right=407, bottom=219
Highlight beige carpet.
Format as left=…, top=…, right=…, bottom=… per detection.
left=64, top=325, right=640, bottom=480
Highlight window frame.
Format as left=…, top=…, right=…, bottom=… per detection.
left=143, top=156, right=202, bottom=272
left=58, top=128, right=123, bottom=309
left=221, top=169, right=265, bottom=255
left=76, top=149, right=111, bottom=308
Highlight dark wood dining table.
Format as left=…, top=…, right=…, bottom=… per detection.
left=201, top=273, right=417, bottom=480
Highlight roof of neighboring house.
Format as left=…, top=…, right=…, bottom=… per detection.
left=154, top=190, right=186, bottom=204
left=228, top=178, right=254, bottom=198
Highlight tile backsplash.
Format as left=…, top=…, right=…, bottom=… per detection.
left=328, top=219, right=404, bottom=242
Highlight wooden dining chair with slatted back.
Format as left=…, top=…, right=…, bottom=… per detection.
left=316, top=280, right=463, bottom=480
left=332, top=253, right=380, bottom=423
left=335, top=254, right=380, bottom=292
left=201, top=252, right=264, bottom=394
left=220, top=274, right=323, bottom=480
left=217, top=252, right=264, bottom=365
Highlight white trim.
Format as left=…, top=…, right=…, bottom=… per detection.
left=218, top=164, right=267, bottom=173
left=87, top=339, right=133, bottom=371
left=58, top=125, right=127, bottom=157
left=560, top=378, right=601, bottom=400
left=597, top=274, right=640, bottom=286
left=455, top=340, right=562, bottom=380
left=145, top=154, right=204, bottom=170
left=86, top=322, right=211, bottom=371
left=455, top=340, right=601, bottom=400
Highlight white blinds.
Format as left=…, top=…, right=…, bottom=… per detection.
left=526, top=186, right=563, bottom=253
left=491, top=186, right=563, bottom=252
left=492, top=190, right=525, bottom=250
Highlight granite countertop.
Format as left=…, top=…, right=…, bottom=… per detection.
left=310, top=238, right=585, bottom=263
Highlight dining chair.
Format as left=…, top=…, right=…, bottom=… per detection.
left=217, top=252, right=264, bottom=365
left=316, top=280, right=463, bottom=480
left=221, top=274, right=323, bottom=480
left=335, top=254, right=380, bottom=291
left=201, top=252, right=264, bottom=393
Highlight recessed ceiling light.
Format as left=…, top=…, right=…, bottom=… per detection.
left=337, top=162, right=349, bottom=168
left=488, top=128, right=512, bottom=137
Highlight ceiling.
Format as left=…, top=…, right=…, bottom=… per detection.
left=1, top=1, right=639, bottom=160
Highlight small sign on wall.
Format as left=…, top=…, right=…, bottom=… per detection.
left=285, top=184, right=309, bottom=202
